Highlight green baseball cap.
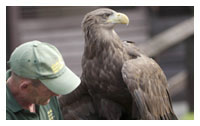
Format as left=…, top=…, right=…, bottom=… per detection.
left=8, top=40, right=81, bottom=95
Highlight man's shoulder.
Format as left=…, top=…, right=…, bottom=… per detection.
left=6, top=108, right=16, bottom=120
left=49, top=96, right=63, bottom=120
left=49, top=96, right=59, bottom=107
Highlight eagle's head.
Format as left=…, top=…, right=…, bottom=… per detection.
left=82, top=8, right=129, bottom=32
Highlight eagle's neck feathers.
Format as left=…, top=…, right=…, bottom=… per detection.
left=83, top=26, right=124, bottom=59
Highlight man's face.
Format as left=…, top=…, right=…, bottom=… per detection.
left=27, top=81, right=59, bottom=105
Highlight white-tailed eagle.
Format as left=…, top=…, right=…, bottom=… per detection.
left=59, top=8, right=177, bottom=120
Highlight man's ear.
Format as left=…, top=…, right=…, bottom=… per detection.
left=19, top=80, right=31, bottom=90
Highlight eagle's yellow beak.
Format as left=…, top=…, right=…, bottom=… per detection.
left=106, top=12, right=129, bottom=25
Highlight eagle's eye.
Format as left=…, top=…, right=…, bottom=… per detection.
left=102, top=13, right=111, bottom=19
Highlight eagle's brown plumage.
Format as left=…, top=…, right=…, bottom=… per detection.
left=59, top=8, right=177, bottom=120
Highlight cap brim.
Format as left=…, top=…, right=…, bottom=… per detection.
left=40, top=67, right=81, bottom=95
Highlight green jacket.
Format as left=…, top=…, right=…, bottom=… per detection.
left=6, top=70, right=63, bottom=120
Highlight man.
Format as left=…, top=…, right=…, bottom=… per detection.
left=6, top=40, right=81, bottom=120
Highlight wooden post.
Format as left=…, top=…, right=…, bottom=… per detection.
left=6, top=6, right=20, bottom=69
left=185, top=36, right=194, bottom=112
left=138, top=17, right=194, bottom=57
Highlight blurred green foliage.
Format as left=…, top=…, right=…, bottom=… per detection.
left=181, top=112, right=194, bottom=120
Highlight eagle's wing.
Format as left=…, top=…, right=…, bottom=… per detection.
left=121, top=43, right=177, bottom=119
left=59, top=82, right=99, bottom=119
left=122, top=41, right=145, bottom=57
